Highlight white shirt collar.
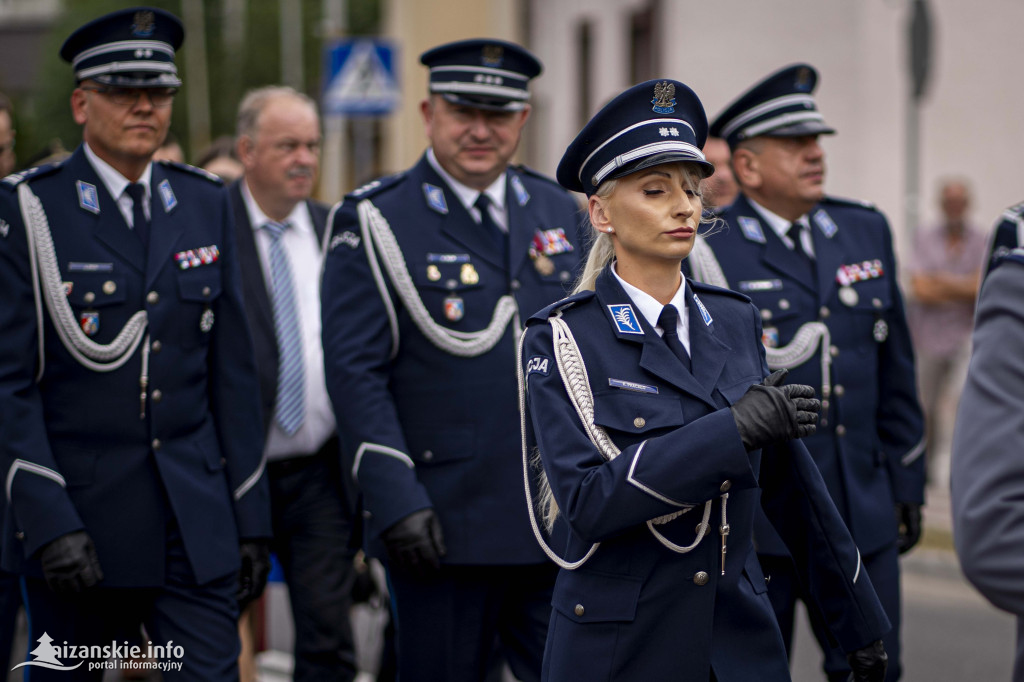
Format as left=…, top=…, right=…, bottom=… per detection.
left=241, top=179, right=313, bottom=236
left=745, top=197, right=803, bottom=241
left=611, top=262, right=690, bottom=340
left=426, top=148, right=507, bottom=212
left=83, top=142, right=153, bottom=202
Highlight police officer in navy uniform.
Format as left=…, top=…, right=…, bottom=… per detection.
left=0, top=8, right=270, bottom=679
left=321, top=39, right=585, bottom=682
left=982, top=202, right=1024, bottom=278
left=520, top=77, right=889, bottom=682
left=686, top=64, right=925, bottom=681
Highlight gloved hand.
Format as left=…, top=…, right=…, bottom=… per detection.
left=846, top=639, right=888, bottom=682
left=895, top=502, right=923, bottom=555
left=730, top=369, right=820, bottom=451
left=237, top=540, right=271, bottom=610
left=39, top=530, right=104, bottom=595
left=381, top=508, right=447, bottom=573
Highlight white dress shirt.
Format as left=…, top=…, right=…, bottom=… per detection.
left=612, top=263, right=692, bottom=356
left=426, top=147, right=508, bottom=232
left=83, top=143, right=152, bottom=227
left=747, top=196, right=816, bottom=258
left=241, top=180, right=336, bottom=460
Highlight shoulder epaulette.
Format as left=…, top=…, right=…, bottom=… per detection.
left=511, top=164, right=565, bottom=191
left=527, top=290, right=595, bottom=324
left=347, top=171, right=407, bottom=200
left=1, top=161, right=64, bottom=190
left=689, top=278, right=752, bottom=304
left=993, top=247, right=1024, bottom=270
left=1000, top=202, right=1024, bottom=222
left=821, top=195, right=878, bottom=212
left=157, top=159, right=223, bottom=184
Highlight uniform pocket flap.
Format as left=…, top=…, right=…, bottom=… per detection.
left=592, top=390, right=684, bottom=434
left=67, top=273, right=127, bottom=308
left=176, top=271, right=222, bottom=302
left=404, top=425, right=474, bottom=465
left=552, top=571, right=642, bottom=623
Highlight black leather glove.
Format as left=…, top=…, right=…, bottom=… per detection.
left=237, top=541, right=271, bottom=611
left=730, top=369, right=820, bottom=452
left=895, top=502, right=922, bottom=555
left=846, top=640, right=888, bottom=682
left=39, top=530, right=104, bottom=595
left=381, top=508, right=447, bottom=573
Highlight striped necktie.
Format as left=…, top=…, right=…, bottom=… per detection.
left=263, top=220, right=305, bottom=435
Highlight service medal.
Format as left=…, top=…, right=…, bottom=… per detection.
left=426, top=264, right=441, bottom=281
left=460, top=263, right=479, bottom=285
left=444, top=296, right=464, bottom=321
left=200, top=307, right=215, bottom=333
left=873, top=318, right=889, bottom=343
left=839, top=286, right=859, bottom=307
left=533, top=254, right=555, bottom=276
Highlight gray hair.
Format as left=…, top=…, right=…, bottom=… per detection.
left=236, top=86, right=318, bottom=140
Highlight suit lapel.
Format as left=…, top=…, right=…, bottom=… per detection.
left=731, top=196, right=817, bottom=294
left=68, top=150, right=145, bottom=273
left=419, top=158, right=505, bottom=269
left=507, top=169, right=534, bottom=278
left=811, top=206, right=843, bottom=302
left=146, top=166, right=185, bottom=288
left=595, top=270, right=718, bottom=409
left=230, top=182, right=276, bottom=347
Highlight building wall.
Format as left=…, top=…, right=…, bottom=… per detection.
left=525, top=0, right=1024, bottom=254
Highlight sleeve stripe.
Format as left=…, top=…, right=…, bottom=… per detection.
left=626, top=442, right=695, bottom=509
left=6, top=460, right=66, bottom=502
left=233, top=454, right=267, bottom=501
left=900, top=438, right=926, bottom=466
left=353, top=442, right=415, bottom=480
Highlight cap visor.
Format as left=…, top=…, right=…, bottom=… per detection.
left=764, top=120, right=835, bottom=138
left=607, top=151, right=715, bottom=182
left=440, top=93, right=526, bottom=112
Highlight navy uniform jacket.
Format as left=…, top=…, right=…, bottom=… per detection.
left=982, top=201, right=1024, bottom=278
left=321, top=153, right=585, bottom=564
left=952, top=250, right=1024, bottom=680
left=0, top=146, right=271, bottom=587
left=690, top=194, right=925, bottom=556
left=522, top=268, right=890, bottom=681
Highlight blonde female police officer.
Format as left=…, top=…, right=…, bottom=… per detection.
left=519, top=79, right=890, bottom=681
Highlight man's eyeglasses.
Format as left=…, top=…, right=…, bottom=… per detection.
left=80, top=86, right=178, bottom=108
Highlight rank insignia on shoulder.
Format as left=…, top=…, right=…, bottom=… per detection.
left=423, top=183, right=448, bottom=214
left=607, top=304, right=644, bottom=335
left=174, top=245, right=220, bottom=270
left=511, top=175, right=530, bottom=206
left=158, top=179, right=177, bottom=212
left=80, top=311, right=99, bottom=337
left=526, top=356, right=551, bottom=376
left=0, top=219, right=8, bottom=239
left=737, top=216, right=766, bottom=243
left=77, top=181, right=100, bottom=214
left=330, top=231, right=361, bottom=251
left=608, top=378, right=658, bottom=394
left=813, top=209, right=838, bottom=238
left=692, top=292, right=713, bottom=326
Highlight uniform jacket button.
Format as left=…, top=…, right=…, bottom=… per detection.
left=83, top=292, right=96, bottom=304
left=693, top=571, right=709, bottom=586
left=829, top=345, right=840, bottom=357
left=152, top=439, right=162, bottom=451
left=633, top=417, right=646, bottom=429
left=778, top=299, right=790, bottom=310
left=719, top=480, right=731, bottom=493
left=819, top=306, right=830, bottom=319
left=151, top=340, right=162, bottom=353
left=15, top=531, right=24, bottom=541
left=760, top=308, right=772, bottom=321
left=833, top=384, right=845, bottom=396
left=836, top=425, right=847, bottom=437
left=510, top=279, right=521, bottom=291
left=574, top=604, right=585, bottom=617
left=151, top=389, right=163, bottom=402
left=147, top=291, right=159, bottom=305
left=202, top=286, right=211, bottom=297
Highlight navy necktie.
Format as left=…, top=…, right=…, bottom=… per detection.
left=263, top=221, right=305, bottom=435
left=125, top=183, right=149, bottom=251
left=787, top=221, right=816, bottom=283
left=657, top=304, right=691, bottom=371
left=474, top=193, right=508, bottom=263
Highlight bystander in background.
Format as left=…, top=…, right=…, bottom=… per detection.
left=906, top=178, right=986, bottom=485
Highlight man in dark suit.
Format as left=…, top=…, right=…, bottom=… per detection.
left=230, top=85, right=358, bottom=682
left=687, top=64, right=925, bottom=682
left=322, top=39, right=586, bottom=682
left=0, top=8, right=270, bottom=679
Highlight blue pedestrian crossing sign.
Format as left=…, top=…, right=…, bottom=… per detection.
left=323, top=39, right=399, bottom=116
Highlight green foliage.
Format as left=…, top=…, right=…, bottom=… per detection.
left=13, top=0, right=380, bottom=169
